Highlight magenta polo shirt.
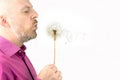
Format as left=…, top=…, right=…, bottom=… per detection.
left=0, top=36, right=41, bottom=80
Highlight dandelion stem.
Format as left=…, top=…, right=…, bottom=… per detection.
left=53, top=30, right=57, bottom=64
left=54, top=39, right=56, bottom=64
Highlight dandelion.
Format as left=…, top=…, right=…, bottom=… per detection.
left=47, top=23, right=63, bottom=64
left=47, top=23, right=63, bottom=40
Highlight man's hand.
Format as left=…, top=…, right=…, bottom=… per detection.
left=38, top=64, right=62, bottom=80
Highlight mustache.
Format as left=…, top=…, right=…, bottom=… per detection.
left=33, top=20, right=38, bottom=24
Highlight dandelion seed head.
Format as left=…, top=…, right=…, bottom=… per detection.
left=47, top=23, right=63, bottom=40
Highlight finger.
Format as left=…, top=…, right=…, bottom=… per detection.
left=56, top=71, right=61, bottom=75
left=49, top=65, right=58, bottom=73
left=59, top=76, right=62, bottom=80
left=55, top=71, right=62, bottom=78
left=55, top=71, right=62, bottom=80
left=45, top=64, right=56, bottom=70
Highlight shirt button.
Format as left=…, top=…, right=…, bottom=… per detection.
left=19, top=50, right=22, bottom=53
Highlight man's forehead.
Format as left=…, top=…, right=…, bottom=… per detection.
left=0, top=0, right=32, bottom=7
left=21, top=5, right=33, bottom=11
left=0, top=0, right=32, bottom=14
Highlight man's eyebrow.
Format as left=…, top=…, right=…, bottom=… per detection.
left=21, top=5, right=33, bottom=10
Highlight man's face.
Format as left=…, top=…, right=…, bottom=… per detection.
left=7, top=0, right=38, bottom=42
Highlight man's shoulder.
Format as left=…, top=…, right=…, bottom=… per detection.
left=0, top=52, right=10, bottom=66
left=0, top=55, right=14, bottom=80
left=0, top=59, right=10, bottom=73
left=0, top=55, right=12, bottom=74
left=0, top=55, right=9, bottom=67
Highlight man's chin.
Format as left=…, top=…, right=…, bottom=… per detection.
left=24, top=34, right=37, bottom=42
left=30, top=34, right=37, bottom=40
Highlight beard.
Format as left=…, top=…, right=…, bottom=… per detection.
left=18, top=30, right=37, bottom=43
left=12, top=27, right=37, bottom=43
left=18, top=31, right=37, bottom=43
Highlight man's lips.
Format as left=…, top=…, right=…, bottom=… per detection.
left=33, top=20, right=38, bottom=29
left=33, top=20, right=38, bottom=24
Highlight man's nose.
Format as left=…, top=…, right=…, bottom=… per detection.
left=31, top=9, right=38, bottom=19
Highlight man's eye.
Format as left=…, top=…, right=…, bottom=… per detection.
left=24, top=10, right=29, bottom=13
left=23, top=8, right=30, bottom=13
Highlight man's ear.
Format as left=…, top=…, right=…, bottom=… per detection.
left=0, top=16, right=9, bottom=27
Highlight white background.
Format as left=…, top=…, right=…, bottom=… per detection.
left=26, top=0, right=120, bottom=80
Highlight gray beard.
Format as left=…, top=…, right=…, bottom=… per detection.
left=18, top=33, right=37, bottom=43
left=14, top=31, right=37, bottom=43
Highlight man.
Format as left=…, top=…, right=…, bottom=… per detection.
left=0, top=0, right=62, bottom=80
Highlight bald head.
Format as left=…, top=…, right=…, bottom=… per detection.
left=0, top=0, right=6, bottom=15
left=0, top=0, right=13, bottom=16
left=0, top=0, right=30, bottom=16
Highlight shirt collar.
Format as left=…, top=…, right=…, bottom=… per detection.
left=0, top=36, right=26, bottom=57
